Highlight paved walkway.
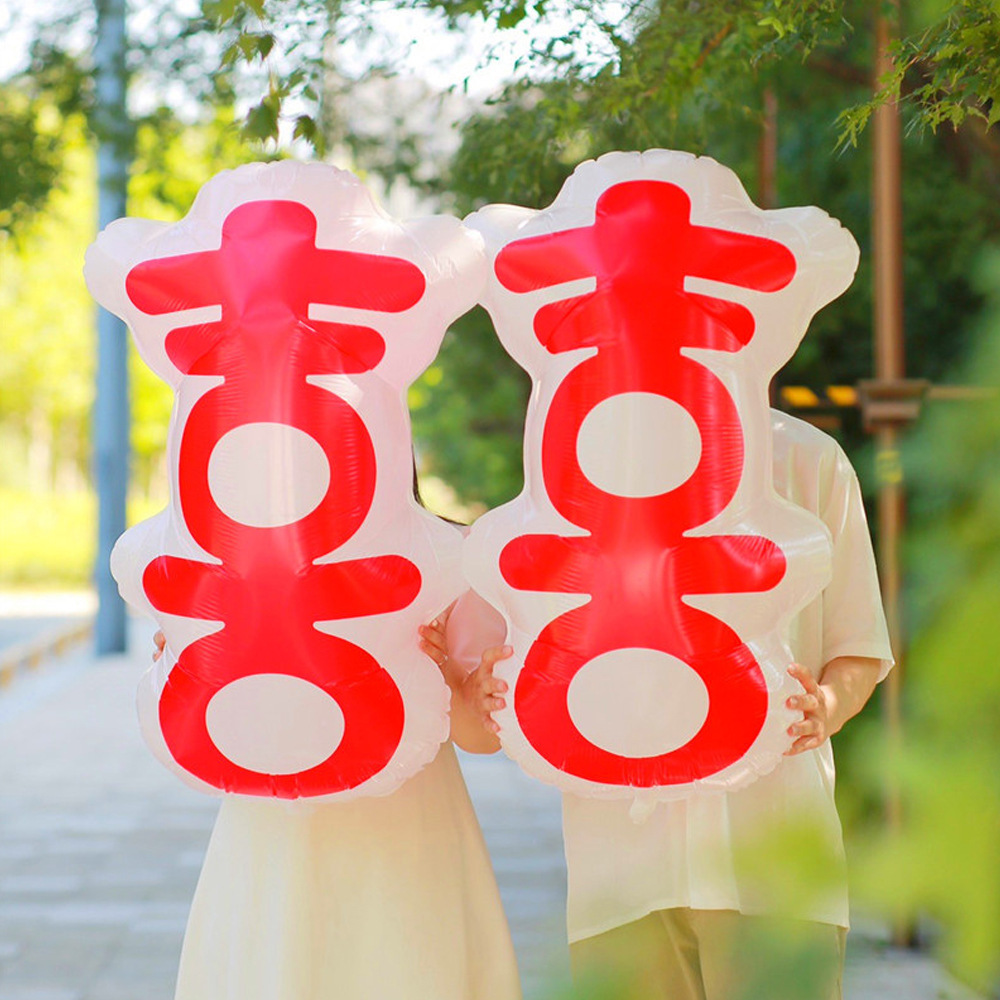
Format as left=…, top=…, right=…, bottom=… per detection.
left=0, top=593, right=95, bottom=652
left=0, top=615, right=984, bottom=1000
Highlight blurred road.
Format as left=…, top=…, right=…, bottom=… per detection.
left=0, top=591, right=95, bottom=654
left=0, top=607, right=985, bottom=1000
left=0, top=619, right=73, bottom=650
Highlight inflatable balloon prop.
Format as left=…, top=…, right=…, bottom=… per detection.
left=85, top=161, right=485, bottom=801
left=464, top=150, right=858, bottom=802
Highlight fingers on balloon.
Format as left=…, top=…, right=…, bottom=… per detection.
left=480, top=645, right=511, bottom=672
left=785, top=693, right=818, bottom=713
left=787, top=663, right=817, bottom=693
left=418, top=626, right=448, bottom=659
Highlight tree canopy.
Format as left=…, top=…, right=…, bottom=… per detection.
left=399, top=0, right=1000, bottom=504
left=209, top=0, right=1000, bottom=153
left=0, top=99, right=268, bottom=498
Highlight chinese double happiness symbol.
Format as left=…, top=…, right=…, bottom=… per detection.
left=464, top=150, right=859, bottom=801
left=85, top=162, right=485, bottom=800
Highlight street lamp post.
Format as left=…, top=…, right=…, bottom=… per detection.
left=92, top=0, right=131, bottom=655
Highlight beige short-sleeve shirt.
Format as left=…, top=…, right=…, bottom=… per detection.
left=562, top=412, right=894, bottom=941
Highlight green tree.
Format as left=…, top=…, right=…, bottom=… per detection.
left=407, top=36, right=999, bottom=501
left=0, top=100, right=268, bottom=584
left=0, top=81, right=65, bottom=236
left=215, top=1, right=1000, bottom=152
left=847, top=256, right=1000, bottom=990
left=410, top=307, right=530, bottom=507
left=0, top=113, right=96, bottom=493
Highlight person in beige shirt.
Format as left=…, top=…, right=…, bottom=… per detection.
left=438, top=411, right=894, bottom=1000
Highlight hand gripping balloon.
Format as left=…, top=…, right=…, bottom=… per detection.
left=84, top=161, right=485, bottom=800
left=464, top=150, right=858, bottom=801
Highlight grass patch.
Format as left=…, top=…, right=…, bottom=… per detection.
left=0, top=489, right=163, bottom=587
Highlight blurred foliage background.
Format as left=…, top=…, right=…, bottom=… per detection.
left=1, top=0, right=999, bottom=989
left=845, top=255, right=1000, bottom=991
left=0, top=98, right=267, bottom=582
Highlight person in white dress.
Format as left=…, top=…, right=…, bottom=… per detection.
left=154, top=594, right=522, bottom=1000
left=442, top=412, right=894, bottom=1000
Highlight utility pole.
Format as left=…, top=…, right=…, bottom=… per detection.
left=759, top=87, right=779, bottom=409
left=757, top=87, right=778, bottom=211
left=858, top=0, right=926, bottom=947
left=92, top=0, right=132, bottom=654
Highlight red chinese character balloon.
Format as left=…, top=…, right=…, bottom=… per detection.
left=464, top=150, right=857, bottom=801
left=85, top=162, right=485, bottom=800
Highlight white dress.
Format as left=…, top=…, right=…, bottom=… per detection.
left=174, top=742, right=522, bottom=1000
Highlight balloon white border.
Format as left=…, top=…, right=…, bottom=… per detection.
left=464, top=149, right=858, bottom=803
left=85, top=161, right=486, bottom=802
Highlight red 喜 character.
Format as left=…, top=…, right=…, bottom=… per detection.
left=466, top=154, right=850, bottom=797
left=123, top=199, right=426, bottom=798
left=495, top=180, right=794, bottom=786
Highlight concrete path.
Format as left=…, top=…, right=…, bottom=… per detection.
left=0, top=593, right=95, bottom=652
left=0, top=615, right=984, bottom=1000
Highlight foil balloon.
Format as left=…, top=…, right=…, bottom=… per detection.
left=464, top=149, right=858, bottom=801
left=84, top=161, right=485, bottom=801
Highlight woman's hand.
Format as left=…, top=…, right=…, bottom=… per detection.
left=784, top=663, right=830, bottom=756
left=418, top=618, right=511, bottom=752
left=418, top=618, right=449, bottom=671
left=153, top=630, right=166, bottom=662
left=458, top=645, right=512, bottom=736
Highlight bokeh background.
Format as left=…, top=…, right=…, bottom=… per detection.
left=1, top=0, right=998, bottom=995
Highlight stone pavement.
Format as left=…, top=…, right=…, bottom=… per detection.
left=0, top=617, right=985, bottom=1000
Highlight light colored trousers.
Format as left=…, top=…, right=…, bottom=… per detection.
left=569, top=908, right=846, bottom=1000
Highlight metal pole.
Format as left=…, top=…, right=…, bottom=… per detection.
left=760, top=87, right=779, bottom=409
left=871, top=0, right=911, bottom=946
left=757, top=87, right=778, bottom=210
left=92, top=0, right=131, bottom=655
left=873, top=11, right=905, bottom=383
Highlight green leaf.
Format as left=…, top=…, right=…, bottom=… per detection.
left=758, top=15, right=788, bottom=38
left=220, top=41, right=242, bottom=68
left=291, top=114, right=315, bottom=140
left=202, top=0, right=239, bottom=25
left=496, top=1, right=527, bottom=29
left=291, top=114, right=324, bottom=153
left=242, top=97, right=280, bottom=142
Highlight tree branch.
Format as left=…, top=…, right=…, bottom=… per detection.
left=693, top=21, right=733, bottom=72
